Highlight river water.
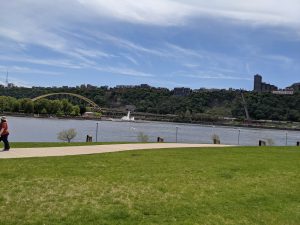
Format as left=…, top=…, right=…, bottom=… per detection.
left=5, top=116, right=300, bottom=146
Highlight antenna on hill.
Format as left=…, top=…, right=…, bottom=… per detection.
left=6, top=70, right=9, bottom=87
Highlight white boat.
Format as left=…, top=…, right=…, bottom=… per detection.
left=121, top=111, right=135, bottom=121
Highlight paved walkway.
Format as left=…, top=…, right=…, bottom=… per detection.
left=0, top=143, right=231, bottom=159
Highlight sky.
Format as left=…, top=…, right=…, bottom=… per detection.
left=0, top=0, right=299, bottom=90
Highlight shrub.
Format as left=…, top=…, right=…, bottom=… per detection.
left=266, top=138, right=275, bottom=146
left=57, top=128, right=77, bottom=143
left=137, top=132, right=149, bottom=142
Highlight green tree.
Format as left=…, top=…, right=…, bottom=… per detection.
left=34, top=99, right=50, bottom=114
left=0, top=96, right=13, bottom=112
left=20, top=99, right=34, bottom=113
left=11, top=100, right=20, bottom=112
left=48, top=100, right=63, bottom=115
left=71, top=105, right=80, bottom=116
left=61, top=99, right=73, bottom=115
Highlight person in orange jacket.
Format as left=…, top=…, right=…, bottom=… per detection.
left=0, top=116, right=10, bottom=151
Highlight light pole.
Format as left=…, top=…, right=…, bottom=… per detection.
left=212, top=125, right=215, bottom=136
left=285, top=131, right=288, bottom=146
left=238, top=129, right=241, bottom=145
left=175, top=126, right=178, bottom=143
left=96, top=122, right=99, bottom=142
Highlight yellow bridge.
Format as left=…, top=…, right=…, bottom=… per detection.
left=32, top=92, right=101, bottom=111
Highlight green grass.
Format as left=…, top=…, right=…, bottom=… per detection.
left=10, top=142, right=133, bottom=148
left=0, top=146, right=299, bottom=225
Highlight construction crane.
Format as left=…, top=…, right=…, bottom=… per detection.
left=241, top=90, right=250, bottom=121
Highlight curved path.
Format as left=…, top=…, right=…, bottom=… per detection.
left=0, top=143, right=232, bottom=159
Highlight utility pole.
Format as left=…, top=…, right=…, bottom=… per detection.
left=96, top=122, right=99, bottom=142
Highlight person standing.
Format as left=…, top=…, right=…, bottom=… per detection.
left=0, top=116, right=10, bottom=151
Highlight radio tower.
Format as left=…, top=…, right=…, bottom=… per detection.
left=6, top=70, right=9, bottom=87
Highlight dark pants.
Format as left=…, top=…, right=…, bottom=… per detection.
left=0, top=134, right=10, bottom=150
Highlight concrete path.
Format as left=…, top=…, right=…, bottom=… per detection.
left=0, top=143, right=231, bottom=159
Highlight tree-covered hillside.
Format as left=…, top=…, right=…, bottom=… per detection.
left=0, top=86, right=299, bottom=122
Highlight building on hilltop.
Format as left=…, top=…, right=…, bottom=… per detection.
left=115, top=85, right=136, bottom=89
left=7, top=83, right=16, bottom=88
left=272, top=89, right=294, bottom=95
left=253, top=74, right=278, bottom=93
left=86, top=84, right=97, bottom=89
left=254, top=74, right=299, bottom=95
left=140, top=84, right=151, bottom=89
left=193, top=88, right=222, bottom=93
left=100, top=85, right=109, bottom=90
left=173, top=87, right=191, bottom=96
left=289, top=83, right=300, bottom=92
left=254, top=74, right=262, bottom=92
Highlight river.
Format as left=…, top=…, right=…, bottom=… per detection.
left=5, top=116, right=300, bottom=146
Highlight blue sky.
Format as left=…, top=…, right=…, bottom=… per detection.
left=0, top=0, right=299, bottom=90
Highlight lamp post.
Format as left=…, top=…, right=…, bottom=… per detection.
left=175, top=126, right=179, bottom=143
left=238, top=129, right=241, bottom=145
left=212, top=125, right=215, bottom=136
left=285, top=131, right=288, bottom=146
left=96, top=122, right=99, bottom=142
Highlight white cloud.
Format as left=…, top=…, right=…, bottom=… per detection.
left=262, top=54, right=293, bottom=64
left=0, top=65, right=62, bottom=76
left=0, top=56, right=154, bottom=78
left=121, top=54, right=139, bottom=65
left=190, top=1, right=300, bottom=26
left=1, top=1, right=299, bottom=41
left=93, top=66, right=154, bottom=77
left=0, top=56, right=85, bottom=69
left=92, top=32, right=169, bottom=57
left=0, top=0, right=298, bottom=88
left=76, top=0, right=300, bottom=28
left=0, top=0, right=299, bottom=59
left=77, top=0, right=193, bottom=26
left=178, top=71, right=252, bottom=81
left=166, top=43, right=204, bottom=59
left=74, top=48, right=114, bottom=58
left=0, top=25, right=67, bottom=53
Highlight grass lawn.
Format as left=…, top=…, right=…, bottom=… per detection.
left=0, top=146, right=299, bottom=225
left=10, top=142, right=133, bottom=148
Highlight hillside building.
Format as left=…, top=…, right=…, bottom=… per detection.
left=272, top=90, right=294, bottom=95
left=253, top=74, right=278, bottom=93
left=289, top=83, right=300, bottom=92
left=173, top=87, right=191, bottom=96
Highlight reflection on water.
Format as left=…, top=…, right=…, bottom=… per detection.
left=7, top=116, right=300, bottom=146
